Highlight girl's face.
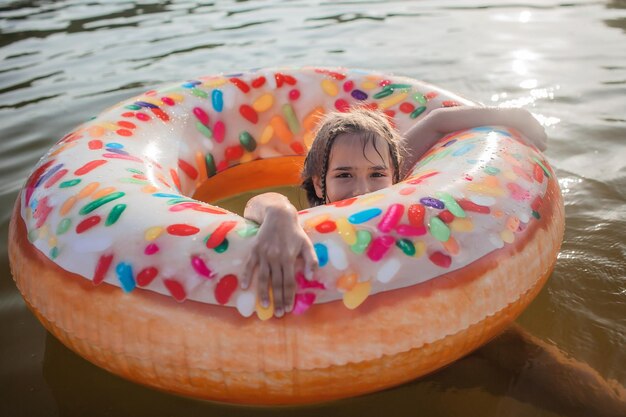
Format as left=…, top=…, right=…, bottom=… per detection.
left=313, top=133, right=394, bottom=203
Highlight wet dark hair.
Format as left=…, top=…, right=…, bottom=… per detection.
left=301, top=108, right=405, bottom=207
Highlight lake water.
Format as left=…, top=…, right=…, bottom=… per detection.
left=1, top=1, right=625, bottom=416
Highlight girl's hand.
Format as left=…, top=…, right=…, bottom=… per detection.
left=241, top=193, right=318, bottom=317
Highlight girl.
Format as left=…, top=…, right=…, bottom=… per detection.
left=241, top=105, right=547, bottom=317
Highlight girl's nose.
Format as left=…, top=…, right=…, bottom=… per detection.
left=353, top=178, right=371, bottom=197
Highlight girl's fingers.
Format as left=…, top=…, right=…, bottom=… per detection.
left=241, top=252, right=258, bottom=289
left=270, top=262, right=284, bottom=317
left=257, top=260, right=270, bottom=308
left=301, top=243, right=319, bottom=280
left=282, top=261, right=296, bottom=313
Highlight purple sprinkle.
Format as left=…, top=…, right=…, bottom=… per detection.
left=443, top=139, right=457, bottom=147
left=105, top=147, right=129, bottom=156
left=35, top=163, right=63, bottom=187
left=351, top=89, right=368, bottom=100
left=135, top=101, right=158, bottom=109
left=420, top=197, right=444, bottom=209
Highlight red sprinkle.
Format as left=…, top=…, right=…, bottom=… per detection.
left=215, top=274, right=238, bottom=305
left=429, top=251, right=451, bottom=268
left=251, top=76, right=266, bottom=88
left=151, top=107, right=170, bottom=121
left=438, top=210, right=455, bottom=223
left=424, top=91, right=438, bottom=100
left=316, top=220, right=337, bottom=233
left=289, top=89, right=300, bottom=100
left=343, top=80, right=354, bottom=92
left=178, top=159, right=198, bottom=180
left=117, top=120, right=136, bottom=129
left=534, top=163, right=544, bottom=183
left=93, top=254, right=113, bottom=285
left=531, top=196, right=543, bottom=211
left=144, top=243, right=159, bottom=255
left=137, top=267, right=158, bottom=286
left=116, top=128, right=133, bottom=137
left=239, top=104, right=258, bottom=124
left=75, top=160, right=107, bottom=176
left=399, top=102, right=415, bottom=113
left=458, top=199, right=490, bottom=214
left=76, top=215, right=101, bottom=234
left=442, top=100, right=461, bottom=107
left=335, top=99, right=350, bottom=112
left=88, top=140, right=103, bottom=150
left=275, top=72, right=285, bottom=88
left=170, top=168, right=182, bottom=191
left=164, top=279, right=186, bottom=302
left=225, top=145, right=244, bottom=161
left=121, top=111, right=135, bottom=117
left=332, top=197, right=357, bottom=207
left=206, top=221, right=237, bottom=249
left=290, top=141, right=305, bottom=155
left=230, top=77, right=250, bottom=93
left=167, top=224, right=200, bottom=236
left=408, top=204, right=426, bottom=227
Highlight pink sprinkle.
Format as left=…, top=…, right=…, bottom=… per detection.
left=295, top=272, right=325, bottom=290
left=507, top=182, right=530, bottom=201
left=293, top=293, right=316, bottom=315
left=191, top=255, right=213, bottom=278
left=193, top=107, right=210, bottom=125
left=366, top=235, right=395, bottom=262
left=161, top=96, right=175, bottom=106
left=213, top=121, right=225, bottom=143
left=144, top=243, right=159, bottom=255
left=395, top=224, right=427, bottom=237
left=377, top=203, right=404, bottom=233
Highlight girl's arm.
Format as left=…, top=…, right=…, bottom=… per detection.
left=242, top=192, right=318, bottom=317
left=401, top=106, right=548, bottom=176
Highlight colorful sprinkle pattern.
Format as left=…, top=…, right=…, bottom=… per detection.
left=19, top=67, right=553, bottom=319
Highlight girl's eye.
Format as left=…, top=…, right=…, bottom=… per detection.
left=371, top=172, right=387, bottom=178
left=336, top=173, right=352, bottom=178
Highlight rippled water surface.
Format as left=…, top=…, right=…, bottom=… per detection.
left=1, top=1, right=625, bottom=416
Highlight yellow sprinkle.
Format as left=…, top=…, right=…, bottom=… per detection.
left=101, top=122, right=119, bottom=131
left=92, top=187, right=116, bottom=199
left=142, top=185, right=158, bottom=193
left=466, top=183, right=505, bottom=196
left=450, top=218, right=474, bottom=232
left=336, top=273, right=357, bottom=292
left=343, top=281, right=371, bottom=310
left=379, top=92, right=408, bottom=110
left=321, top=79, right=339, bottom=97
left=144, top=226, right=163, bottom=241
left=304, top=214, right=329, bottom=229
left=50, top=141, right=77, bottom=157
left=361, top=80, right=377, bottom=90
left=88, top=125, right=105, bottom=138
left=336, top=217, right=357, bottom=246
left=443, top=237, right=459, bottom=255
left=256, top=287, right=274, bottom=321
left=501, top=229, right=515, bottom=244
left=504, top=170, right=517, bottom=180
left=60, top=196, right=77, bottom=216
left=506, top=216, right=520, bottom=232
left=252, top=93, right=274, bottom=112
left=260, top=125, right=274, bottom=144
left=359, top=194, right=385, bottom=205
left=48, top=236, right=57, bottom=247
left=414, top=241, right=426, bottom=258
left=240, top=152, right=254, bottom=163
left=202, top=78, right=227, bottom=88
left=484, top=175, right=500, bottom=188
left=493, top=210, right=504, bottom=218
left=167, top=93, right=185, bottom=103
left=303, top=131, right=315, bottom=150
left=140, top=97, right=162, bottom=106
left=39, top=224, right=49, bottom=239
left=78, top=182, right=100, bottom=199
left=25, top=207, right=32, bottom=221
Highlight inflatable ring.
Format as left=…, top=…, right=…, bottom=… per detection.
left=9, top=67, right=564, bottom=404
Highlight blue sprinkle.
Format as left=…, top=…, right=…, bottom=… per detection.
left=182, top=80, right=201, bottom=88
left=351, top=89, right=368, bottom=100
left=348, top=208, right=383, bottom=224
left=135, top=101, right=158, bottom=109
left=105, top=148, right=129, bottom=156
left=224, top=73, right=244, bottom=77
left=314, top=243, right=328, bottom=267
left=29, top=197, right=38, bottom=211
left=116, top=262, right=136, bottom=293
left=212, top=89, right=223, bottom=112
left=453, top=143, right=475, bottom=156
left=420, top=197, right=444, bottom=209
left=105, top=142, right=124, bottom=149
left=152, top=192, right=182, bottom=198
left=443, top=139, right=457, bottom=147
left=35, top=163, right=63, bottom=187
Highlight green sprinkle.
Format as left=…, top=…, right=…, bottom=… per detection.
left=196, top=121, right=213, bottom=139
left=436, top=192, right=466, bottom=218
left=167, top=198, right=194, bottom=205
left=79, top=192, right=125, bottom=215
left=105, top=204, right=126, bottom=226
left=414, top=93, right=427, bottom=104
left=205, top=154, right=217, bottom=177
left=119, top=178, right=149, bottom=185
left=190, top=88, right=208, bottom=99
left=28, top=229, right=39, bottom=242
left=282, top=103, right=300, bottom=134
left=59, top=179, right=81, bottom=188
left=484, top=166, right=500, bottom=175
left=351, top=230, right=372, bottom=254
left=126, top=168, right=144, bottom=175
left=429, top=217, right=451, bottom=242
left=384, top=83, right=412, bottom=91
left=56, top=218, right=72, bottom=235
left=125, top=104, right=141, bottom=110
left=373, top=89, right=394, bottom=99
left=410, top=106, right=427, bottom=119
left=239, top=131, right=257, bottom=152
left=396, top=239, right=416, bottom=256
left=214, top=238, right=229, bottom=253
left=532, top=210, right=541, bottom=219
left=50, top=247, right=59, bottom=259
left=237, top=223, right=259, bottom=238
left=532, top=157, right=552, bottom=178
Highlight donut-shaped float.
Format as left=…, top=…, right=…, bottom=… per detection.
left=9, top=67, right=564, bottom=404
